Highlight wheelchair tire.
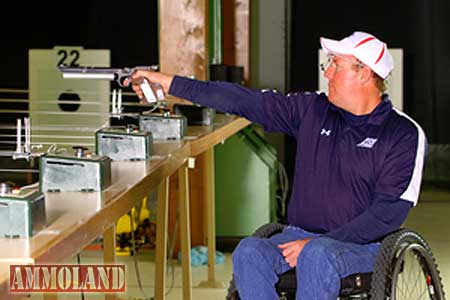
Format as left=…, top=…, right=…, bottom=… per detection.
left=370, top=229, right=445, bottom=300
left=226, top=223, right=287, bottom=300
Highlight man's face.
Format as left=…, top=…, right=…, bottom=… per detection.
left=323, top=54, right=363, bottom=107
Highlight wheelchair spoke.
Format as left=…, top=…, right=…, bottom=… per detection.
left=409, top=252, right=424, bottom=299
left=370, top=230, right=444, bottom=300
left=394, top=247, right=434, bottom=300
left=410, top=252, right=427, bottom=300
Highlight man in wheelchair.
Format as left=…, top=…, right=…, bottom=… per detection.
left=229, top=32, right=428, bottom=300
left=126, top=32, right=441, bottom=299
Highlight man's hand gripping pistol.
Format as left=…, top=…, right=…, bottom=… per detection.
left=58, top=65, right=165, bottom=103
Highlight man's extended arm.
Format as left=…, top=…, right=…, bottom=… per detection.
left=128, top=72, right=316, bottom=136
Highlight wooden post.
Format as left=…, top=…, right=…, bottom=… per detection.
left=198, top=148, right=225, bottom=288
left=159, top=0, right=208, bottom=80
left=103, top=225, right=116, bottom=300
left=223, top=0, right=251, bottom=84
left=154, top=179, right=169, bottom=300
left=178, top=164, right=192, bottom=300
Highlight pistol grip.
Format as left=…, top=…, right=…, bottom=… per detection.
left=140, top=78, right=158, bottom=103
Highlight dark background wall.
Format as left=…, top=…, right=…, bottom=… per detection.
left=287, top=0, right=450, bottom=181
left=0, top=1, right=159, bottom=90
left=290, top=0, right=450, bottom=144
left=1, top=0, right=449, bottom=156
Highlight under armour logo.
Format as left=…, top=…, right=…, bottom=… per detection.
left=320, top=129, right=331, bottom=136
left=357, top=137, right=378, bottom=148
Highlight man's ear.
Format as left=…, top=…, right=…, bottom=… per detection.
left=359, top=67, right=373, bottom=85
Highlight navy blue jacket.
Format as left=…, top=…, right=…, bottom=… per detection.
left=169, top=76, right=427, bottom=244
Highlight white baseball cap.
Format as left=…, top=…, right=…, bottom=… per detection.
left=320, top=31, right=393, bottom=79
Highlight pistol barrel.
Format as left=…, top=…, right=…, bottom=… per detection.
left=58, top=66, right=122, bottom=81
left=61, top=72, right=116, bottom=80
left=58, top=65, right=159, bottom=87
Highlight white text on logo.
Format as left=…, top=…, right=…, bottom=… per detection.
left=357, top=138, right=378, bottom=149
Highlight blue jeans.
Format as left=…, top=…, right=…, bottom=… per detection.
left=232, top=225, right=380, bottom=300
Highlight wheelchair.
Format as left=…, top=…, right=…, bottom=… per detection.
left=226, top=223, right=446, bottom=300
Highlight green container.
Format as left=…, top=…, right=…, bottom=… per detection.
left=39, top=153, right=112, bottom=192
left=96, top=127, right=153, bottom=161
left=215, top=125, right=278, bottom=237
left=0, top=189, right=46, bottom=238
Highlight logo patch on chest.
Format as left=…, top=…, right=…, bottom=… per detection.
left=357, top=137, right=378, bottom=148
left=320, top=128, right=331, bottom=136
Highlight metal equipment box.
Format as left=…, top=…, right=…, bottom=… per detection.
left=0, top=185, right=46, bottom=238
left=173, top=104, right=215, bottom=126
left=96, top=126, right=153, bottom=161
left=39, top=148, right=112, bottom=192
left=139, top=113, right=187, bottom=140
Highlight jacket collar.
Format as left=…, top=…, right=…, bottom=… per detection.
left=329, top=94, right=392, bottom=126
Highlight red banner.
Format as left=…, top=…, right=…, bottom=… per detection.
left=10, top=264, right=126, bottom=293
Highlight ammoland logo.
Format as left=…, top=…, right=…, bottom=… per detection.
left=9, top=264, right=125, bottom=293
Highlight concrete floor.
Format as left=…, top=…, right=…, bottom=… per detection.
left=27, top=186, right=449, bottom=300
left=404, top=187, right=450, bottom=297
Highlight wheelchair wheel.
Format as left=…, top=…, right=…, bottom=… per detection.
left=370, top=229, right=445, bottom=300
left=226, top=223, right=287, bottom=300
